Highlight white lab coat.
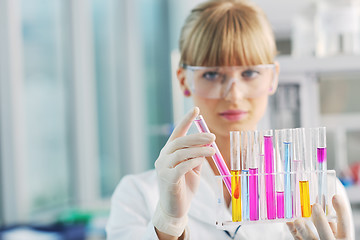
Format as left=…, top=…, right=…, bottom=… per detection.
left=106, top=161, right=354, bottom=239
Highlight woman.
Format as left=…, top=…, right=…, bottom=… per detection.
left=106, top=0, right=354, bottom=239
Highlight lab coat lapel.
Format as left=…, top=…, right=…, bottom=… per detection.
left=188, top=161, right=231, bottom=226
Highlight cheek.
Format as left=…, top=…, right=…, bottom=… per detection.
left=192, top=96, right=222, bottom=130
left=193, top=97, right=219, bottom=115
left=250, top=96, right=269, bottom=120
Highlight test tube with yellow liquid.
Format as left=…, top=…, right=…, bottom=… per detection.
left=230, top=131, right=241, bottom=222
left=297, top=128, right=311, bottom=217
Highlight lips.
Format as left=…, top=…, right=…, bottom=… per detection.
left=219, top=109, right=248, bottom=121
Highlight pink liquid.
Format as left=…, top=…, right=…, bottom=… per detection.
left=317, top=147, right=327, bottom=163
left=276, top=191, right=285, bottom=219
left=249, top=168, right=259, bottom=220
left=194, top=117, right=231, bottom=194
left=264, top=136, right=276, bottom=219
left=212, top=144, right=232, bottom=194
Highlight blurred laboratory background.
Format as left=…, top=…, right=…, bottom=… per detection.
left=0, top=0, right=360, bottom=239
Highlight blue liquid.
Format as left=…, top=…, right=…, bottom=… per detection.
left=284, top=142, right=293, bottom=219
left=241, top=170, right=249, bottom=220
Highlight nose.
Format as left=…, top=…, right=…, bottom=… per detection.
left=223, top=80, right=247, bottom=102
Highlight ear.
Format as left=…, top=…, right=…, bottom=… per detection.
left=269, top=61, right=280, bottom=95
left=177, top=67, right=191, bottom=97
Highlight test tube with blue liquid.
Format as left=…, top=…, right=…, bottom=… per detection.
left=241, top=131, right=249, bottom=220
left=283, top=129, right=293, bottom=219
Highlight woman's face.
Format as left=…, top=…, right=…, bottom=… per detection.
left=177, top=63, right=279, bottom=138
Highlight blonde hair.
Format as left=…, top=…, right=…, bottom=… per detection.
left=179, top=0, right=277, bottom=66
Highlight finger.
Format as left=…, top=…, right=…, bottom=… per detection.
left=294, top=219, right=317, bottom=240
left=169, top=146, right=215, bottom=168
left=286, top=222, right=301, bottom=240
left=311, top=204, right=335, bottom=240
left=173, top=157, right=206, bottom=179
left=163, top=132, right=215, bottom=154
left=332, top=195, right=350, bottom=239
left=328, top=222, right=337, bottom=236
left=168, top=107, right=199, bottom=142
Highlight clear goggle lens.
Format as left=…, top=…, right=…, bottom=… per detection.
left=185, top=64, right=276, bottom=99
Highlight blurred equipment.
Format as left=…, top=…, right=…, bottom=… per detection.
left=292, top=0, right=360, bottom=57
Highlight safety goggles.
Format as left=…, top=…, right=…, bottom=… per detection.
left=183, top=64, right=276, bottom=99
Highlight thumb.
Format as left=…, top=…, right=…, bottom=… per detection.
left=167, top=107, right=199, bottom=142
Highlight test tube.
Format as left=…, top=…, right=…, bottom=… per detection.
left=296, top=128, right=311, bottom=218
left=264, top=130, right=276, bottom=219
left=258, top=131, right=267, bottom=220
left=249, top=131, right=259, bottom=221
left=283, top=129, right=293, bottom=219
left=241, top=131, right=249, bottom=220
left=309, top=128, right=317, bottom=206
left=230, top=131, right=241, bottom=222
left=292, top=129, right=302, bottom=218
left=317, top=127, right=327, bottom=213
left=275, top=130, right=284, bottom=219
left=194, top=115, right=231, bottom=194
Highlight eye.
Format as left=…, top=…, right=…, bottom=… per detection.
left=242, top=69, right=260, bottom=79
left=202, top=71, right=222, bottom=81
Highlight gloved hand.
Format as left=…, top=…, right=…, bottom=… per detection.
left=286, top=194, right=351, bottom=240
left=152, top=107, right=216, bottom=237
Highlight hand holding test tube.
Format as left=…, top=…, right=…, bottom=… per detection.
left=194, top=115, right=231, bottom=194
left=153, top=108, right=216, bottom=237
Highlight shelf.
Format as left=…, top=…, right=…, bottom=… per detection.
left=276, top=55, right=360, bottom=74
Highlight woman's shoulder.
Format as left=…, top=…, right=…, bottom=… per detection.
left=116, top=169, right=157, bottom=190
left=112, top=169, right=159, bottom=201
left=119, top=169, right=157, bottom=185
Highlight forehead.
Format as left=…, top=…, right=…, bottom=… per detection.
left=183, top=5, right=276, bottom=67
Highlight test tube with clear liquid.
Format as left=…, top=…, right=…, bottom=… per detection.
left=275, top=130, right=284, bottom=219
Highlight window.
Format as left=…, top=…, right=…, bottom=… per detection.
left=91, top=0, right=173, bottom=197
left=20, top=0, right=72, bottom=214
left=1, top=0, right=176, bottom=226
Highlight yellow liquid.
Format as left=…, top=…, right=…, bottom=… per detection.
left=299, top=181, right=311, bottom=217
left=231, top=170, right=241, bottom=222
